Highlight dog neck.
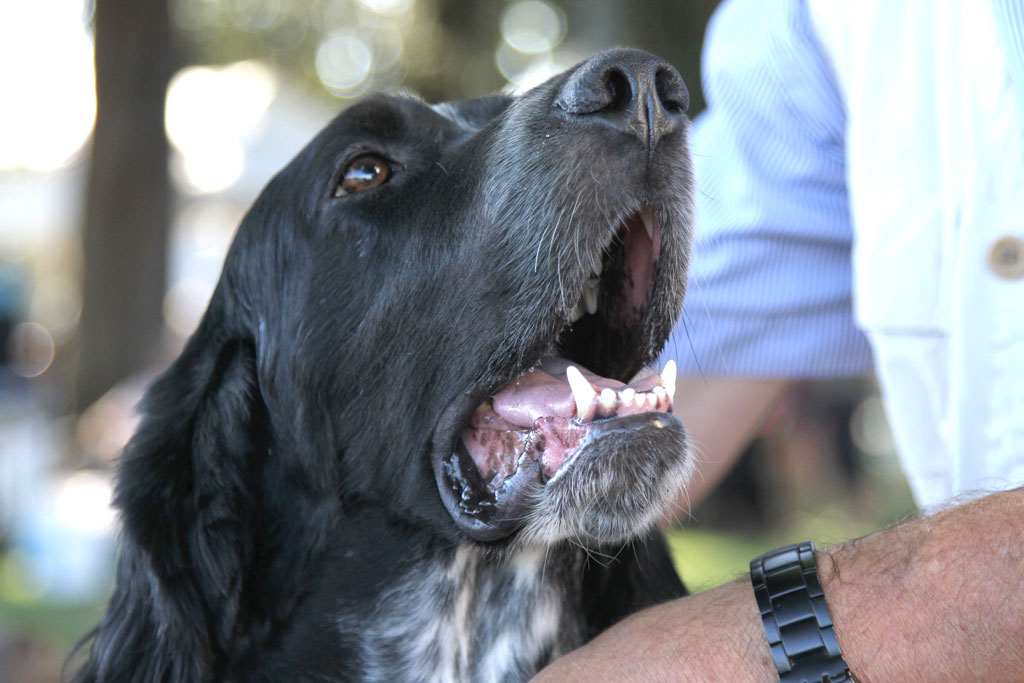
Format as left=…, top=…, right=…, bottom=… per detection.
left=336, top=541, right=587, bottom=682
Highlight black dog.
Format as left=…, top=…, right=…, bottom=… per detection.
left=73, top=48, right=694, bottom=682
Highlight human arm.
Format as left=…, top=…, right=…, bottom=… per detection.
left=535, top=487, right=1024, bottom=681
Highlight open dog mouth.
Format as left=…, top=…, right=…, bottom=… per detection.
left=436, top=202, right=681, bottom=541
left=459, top=357, right=676, bottom=490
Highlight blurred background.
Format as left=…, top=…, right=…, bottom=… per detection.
left=0, top=0, right=914, bottom=679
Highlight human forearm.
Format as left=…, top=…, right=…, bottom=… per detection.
left=536, top=488, right=1024, bottom=681
left=820, top=487, right=1024, bottom=681
left=532, top=574, right=772, bottom=682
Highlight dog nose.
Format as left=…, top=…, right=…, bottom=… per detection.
left=553, top=49, right=688, bottom=150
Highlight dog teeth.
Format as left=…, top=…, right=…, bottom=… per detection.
left=572, top=278, right=601, bottom=319
left=640, top=205, right=655, bottom=241
left=582, top=278, right=600, bottom=315
left=566, top=366, right=597, bottom=419
left=563, top=361, right=678, bottom=422
left=660, top=359, right=676, bottom=400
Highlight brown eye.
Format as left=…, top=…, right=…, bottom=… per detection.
left=335, top=155, right=391, bottom=196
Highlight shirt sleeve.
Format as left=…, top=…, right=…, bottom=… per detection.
left=659, top=0, right=873, bottom=378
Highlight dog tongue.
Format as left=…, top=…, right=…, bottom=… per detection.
left=489, top=357, right=622, bottom=427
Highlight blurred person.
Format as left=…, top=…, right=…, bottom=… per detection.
left=667, top=0, right=1024, bottom=512
left=537, top=0, right=1024, bottom=680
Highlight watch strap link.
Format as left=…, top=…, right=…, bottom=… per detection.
left=750, top=541, right=853, bottom=683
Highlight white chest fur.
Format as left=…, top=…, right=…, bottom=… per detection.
left=337, top=544, right=583, bottom=683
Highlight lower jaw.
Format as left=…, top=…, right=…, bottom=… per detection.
left=450, top=408, right=679, bottom=509
left=460, top=416, right=589, bottom=491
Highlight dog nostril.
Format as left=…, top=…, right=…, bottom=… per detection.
left=655, top=68, right=689, bottom=113
left=604, top=69, right=633, bottom=112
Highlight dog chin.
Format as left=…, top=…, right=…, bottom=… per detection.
left=518, top=413, right=690, bottom=548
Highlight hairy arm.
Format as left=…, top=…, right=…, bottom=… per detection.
left=534, top=487, right=1024, bottom=681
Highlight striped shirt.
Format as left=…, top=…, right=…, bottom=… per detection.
left=659, top=0, right=1024, bottom=380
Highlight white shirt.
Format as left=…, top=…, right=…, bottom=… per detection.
left=663, top=0, right=1024, bottom=508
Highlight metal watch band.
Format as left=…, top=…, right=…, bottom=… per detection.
left=750, top=541, right=854, bottom=683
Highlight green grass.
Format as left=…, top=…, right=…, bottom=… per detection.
left=667, top=455, right=918, bottom=591
left=0, top=598, right=105, bottom=650
left=666, top=511, right=885, bottom=592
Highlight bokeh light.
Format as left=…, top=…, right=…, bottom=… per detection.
left=365, top=24, right=407, bottom=73
left=496, top=0, right=570, bottom=91
left=316, top=31, right=375, bottom=97
left=54, top=471, right=116, bottom=534
left=0, top=0, right=96, bottom=171
left=500, top=0, right=566, bottom=55
left=165, top=60, right=279, bottom=194
left=7, top=321, right=55, bottom=378
left=356, top=0, right=415, bottom=16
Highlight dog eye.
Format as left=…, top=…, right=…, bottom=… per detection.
left=334, top=155, right=391, bottom=196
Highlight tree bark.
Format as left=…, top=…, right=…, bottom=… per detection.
left=77, top=0, right=176, bottom=409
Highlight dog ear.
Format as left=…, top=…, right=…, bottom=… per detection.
left=74, top=322, right=269, bottom=681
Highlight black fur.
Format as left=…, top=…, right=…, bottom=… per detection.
left=72, top=49, right=695, bottom=682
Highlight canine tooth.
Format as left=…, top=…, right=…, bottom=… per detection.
left=660, top=359, right=676, bottom=400
left=640, top=205, right=655, bottom=240
left=566, top=366, right=597, bottom=419
left=620, top=388, right=635, bottom=406
left=600, top=388, right=616, bottom=413
left=582, top=279, right=600, bottom=315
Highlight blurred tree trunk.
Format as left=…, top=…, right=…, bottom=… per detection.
left=76, top=0, right=176, bottom=409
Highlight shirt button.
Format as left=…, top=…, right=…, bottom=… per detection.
left=988, top=236, right=1024, bottom=280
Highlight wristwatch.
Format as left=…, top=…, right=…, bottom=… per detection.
left=750, top=541, right=854, bottom=683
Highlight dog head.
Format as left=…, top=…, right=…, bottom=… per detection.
left=81, top=49, right=694, bottom=679
left=118, top=49, right=693, bottom=582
